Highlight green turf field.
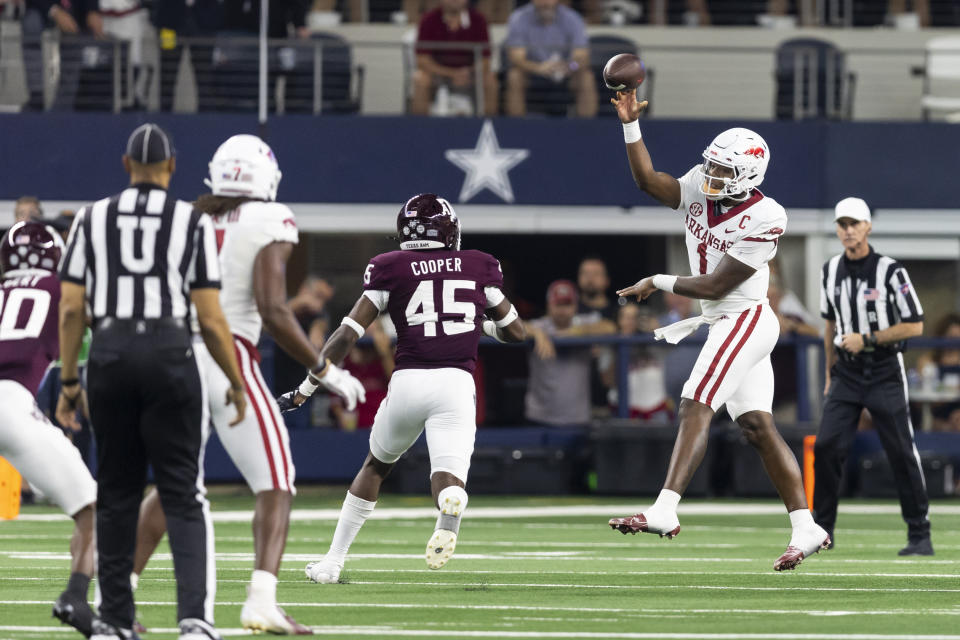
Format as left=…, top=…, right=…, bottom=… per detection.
left=2, top=489, right=959, bottom=639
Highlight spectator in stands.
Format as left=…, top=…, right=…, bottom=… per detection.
left=13, top=196, right=42, bottom=223
left=577, top=256, right=617, bottom=324
left=23, top=0, right=103, bottom=110
left=575, top=256, right=616, bottom=414
left=646, top=0, right=710, bottom=25
left=504, top=0, right=596, bottom=118
left=310, top=0, right=365, bottom=23
left=767, top=266, right=820, bottom=421
left=602, top=301, right=671, bottom=423
left=412, top=0, right=497, bottom=116
left=99, top=0, right=153, bottom=109
left=915, top=313, right=960, bottom=432
left=524, top=279, right=593, bottom=427
left=221, top=0, right=311, bottom=38
left=332, top=318, right=395, bottom=430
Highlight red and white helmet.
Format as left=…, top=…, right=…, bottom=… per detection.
left=205, top=134, right=282, bottom=201
left=698, top=128, right=770, bottom=202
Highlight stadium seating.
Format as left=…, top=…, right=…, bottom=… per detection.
left=774, top=37, right=856, bottom=120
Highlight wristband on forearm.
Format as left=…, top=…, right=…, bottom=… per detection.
left=862, top=333, right=878, bottom=350
left=652, top=274, right=677, bottom=293
left=623, top=120, right=641, bottom=144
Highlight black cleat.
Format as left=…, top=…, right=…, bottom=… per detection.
left=53, top=591, right=95, bottom=638
left=898, top=538, right=934, bottom=556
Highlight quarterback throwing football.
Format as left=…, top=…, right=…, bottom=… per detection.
left=607, top=92, right=829, bottom=571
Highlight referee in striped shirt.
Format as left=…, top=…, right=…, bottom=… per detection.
left=56, top=124, right=247, bottom=640
left=814, top=197, right=932, bottom=557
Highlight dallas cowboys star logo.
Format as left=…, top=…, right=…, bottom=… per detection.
left=445, top=120, right=530, bottom=203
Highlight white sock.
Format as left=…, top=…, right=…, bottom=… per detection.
left=651, top=489, right=681, bottom=514
left=248, top=569, right=277, bottom=604
left=788, top=508, right=815, bottom=531
left=130, top=573, right=139, bottom=592
left=327, top=491, right=376, bottom=563
left=436, top=485, right=468, bottom=533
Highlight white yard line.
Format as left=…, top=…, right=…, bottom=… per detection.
left=4, top=601, right=960, bottom=617
left=3, top=626, right=960, bottom=639
left=10, top=502, right=960, bottom=522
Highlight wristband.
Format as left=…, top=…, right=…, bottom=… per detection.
left=494, top=304, right=518, bottom=328
left=341, top=316, right=365, bottom=338
left=298, top=375, right=320, bottom=397
left=60, top=378, right=80, bottom=387
left=862, top=333, right=878, bottom=351
left=652, top=274, right=677, bottom=293
left=623, top=120, right=642, bottom=144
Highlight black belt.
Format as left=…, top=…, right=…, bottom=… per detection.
left=95, top=317, right=188, bottom=334
left=837, top=348, right=898, bottom=367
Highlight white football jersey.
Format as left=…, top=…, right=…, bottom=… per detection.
left=675, top=166, right=787, bottom=318
left=211, top=201, right=299, bottom=343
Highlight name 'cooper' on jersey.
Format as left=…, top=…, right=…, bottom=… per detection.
left=362, top=244, right=504, bottom=373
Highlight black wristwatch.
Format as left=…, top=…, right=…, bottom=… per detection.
left=861, top=333, right=878, bottom=352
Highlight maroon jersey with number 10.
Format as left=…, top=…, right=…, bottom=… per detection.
left=0, top=272, right=60, bottom=394
left=363, top=249, right=504, bottom=373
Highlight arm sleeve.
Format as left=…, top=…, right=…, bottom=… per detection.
left=887, top=264, right=924, bottom=322
left=504, top=13, right=524, bottom=49
left=483, top=254, right=505, bottom=289
left=187, top=213, right=221, bottom=290
left=568, top=11, right=589, bottom=49
left=819, top=262, right=834, bottom=320
left=363, top=290, right=390, bottom=312
left=484, top=286, right=505, bottom=308
left=262, top=204, right=299, bottom=245
left=725, top=213, right=786, bottom=270
left=59, top=207, right=88, bottom=285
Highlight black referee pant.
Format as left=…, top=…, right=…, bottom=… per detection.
left=813, top=354, right=930, bottom=542
left=87, top=319, right=213, bottom=629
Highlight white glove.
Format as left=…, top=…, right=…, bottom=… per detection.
left=315, top=364, right=367, bottom=411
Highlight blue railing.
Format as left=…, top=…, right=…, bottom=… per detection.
left=261, top=333, right=960, bottom=426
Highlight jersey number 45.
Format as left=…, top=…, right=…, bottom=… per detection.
left=406, top=279, right=476, bottom=338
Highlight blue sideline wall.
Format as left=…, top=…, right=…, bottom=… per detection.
left=2, top=114, right=960, bottom=208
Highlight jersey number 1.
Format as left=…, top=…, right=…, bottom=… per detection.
left=405, top=280, right=476, bottom=338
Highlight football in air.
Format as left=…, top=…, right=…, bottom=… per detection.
left=602, top=53, right=646, bottom=92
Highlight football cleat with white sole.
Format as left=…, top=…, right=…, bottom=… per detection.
left=240, top=601, right=313, bottom=635
left=304, top=557, right=343, bottom=584
left=774, top=525, right=831, bottom=571
left=178, top=617, right=222, bottom=640
left=608, top=512, right=681, bottom=538
left=426, top=493, right=463, bottom=570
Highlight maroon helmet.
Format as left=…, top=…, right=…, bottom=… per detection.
left=396, top=193, right=461, bottom=251
left=1, top=221, right=64, bottom=276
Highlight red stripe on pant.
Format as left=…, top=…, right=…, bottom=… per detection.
left=705, top=304, right=763, bottom=407
left=693, top=307, right=751, bottom=404
left=234, top=340, right=280, bottom=491
left=249, top=353, right=292, bottom=490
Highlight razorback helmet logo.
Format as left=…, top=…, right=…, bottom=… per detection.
left=744, top=146, right=766, bottom=159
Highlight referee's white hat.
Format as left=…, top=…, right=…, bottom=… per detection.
left=834, top=197, right=871, bottom=223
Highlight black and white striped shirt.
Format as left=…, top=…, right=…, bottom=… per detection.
left=820, top=247, right=924, bottom=356
left=59, top=183, right=220, bottom=321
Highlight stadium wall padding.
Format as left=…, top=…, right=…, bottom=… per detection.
left=2, top=114, right=959, bottom=209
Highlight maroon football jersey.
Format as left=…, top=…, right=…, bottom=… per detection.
left=363, top=249, right=504, bottom=373
left=0, top=272, right=60, bottom=394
